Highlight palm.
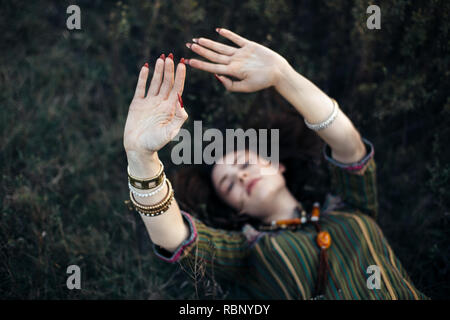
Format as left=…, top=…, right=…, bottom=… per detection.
left=123, top=57, right=187, bottom=155
left=125, top=99, right=178, bottom=152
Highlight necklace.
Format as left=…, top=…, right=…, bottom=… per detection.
left=257, top=201, right=338, bottom=297
left=257, top=201, right=314, bottom=231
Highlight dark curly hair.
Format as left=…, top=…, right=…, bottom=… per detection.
left=169, top=89, right=329, bottom=231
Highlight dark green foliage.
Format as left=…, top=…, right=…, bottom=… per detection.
left=0, top=0, right=448, bottom=299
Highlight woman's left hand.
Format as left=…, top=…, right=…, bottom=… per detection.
left=185, top=28, right=289, bottom=93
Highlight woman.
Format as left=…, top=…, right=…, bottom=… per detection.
left=123, top=28, right=427, bottom=299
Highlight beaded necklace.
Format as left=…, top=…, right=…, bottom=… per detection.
left=256, top=202, right=340, bottom=298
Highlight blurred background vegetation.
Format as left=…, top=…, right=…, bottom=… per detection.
left=1, top=0, right=449, bottom=299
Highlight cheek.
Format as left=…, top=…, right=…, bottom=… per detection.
left=219, top=187, right=244, bottom=211
left=250, top=175, right=285, bottom=200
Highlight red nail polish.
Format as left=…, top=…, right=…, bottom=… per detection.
left=160, top=54, right=165, bottom=60
left=144, top=62, right=149, bottom=68
left=177, top=93, right=184, bottom=108
left=180, top=58, right=185, bottom=64
left=168, top=53, right=174, bottom=60
left=214, top=74, right=221, bottom=82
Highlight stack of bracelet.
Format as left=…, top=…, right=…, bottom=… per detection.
left=126, top=160, right=174, bottom=217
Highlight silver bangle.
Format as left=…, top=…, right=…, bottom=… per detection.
left=304, top=98, right=339, bottom=131
left=128, top=175, right=166, bottom=198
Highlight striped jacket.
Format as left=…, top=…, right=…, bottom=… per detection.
left=154, top=139, right=428, bottom=299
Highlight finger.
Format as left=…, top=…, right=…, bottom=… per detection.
left=148, top=55, right=165, bottom=96
left=215, top=74, right=250, bottom=92
left=192, top=37, right=237, bottom=56
left=187, top=42, right=231, bottom=65
left=166, top=93, right=189, bottom=140
left=187, top=58, right=229, bottom=75
left=177, top=93, right=184, bottom=109
left=216, top=28, right=248, bottom=47
left=134, top=63, right=149, bottom=99
left=172, top=60, right=186, bottom=96
left=158, top=55, right=175, bottom=99
left=174, top=93, right=188, bottom=122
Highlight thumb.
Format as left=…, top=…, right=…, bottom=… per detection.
left=214, top=74, right=249, bottom=92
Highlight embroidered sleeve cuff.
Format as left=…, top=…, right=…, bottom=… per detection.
left=152, top=211, right=198, bottom=263
left=323, top=137, right=375, bottom=173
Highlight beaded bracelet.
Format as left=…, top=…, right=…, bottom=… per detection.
left=136, top=199, right=173, bottom=217
left=129, top=179, right=173, bottom=210
left=304, top=98, right=339, bottom=131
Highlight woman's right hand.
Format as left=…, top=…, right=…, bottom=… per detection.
left=123, top=55, right=188, bottom=158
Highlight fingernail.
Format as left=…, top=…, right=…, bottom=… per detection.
left=160, top=53, right=166, bottom=61
left=215, top=27, right=221, bottom=33
left=144, top=62, right=149, bottom=68
left=186, top=43, right=192, bottom=49
left=168, top=53, right=174, bottom=60
left=192, top=38, right=198, bottom=43
left=214, top=74, right=221, bottom=82
left=177, top=93, right=184, bottom=108
left=184, top=59, right=190, bottom=65
left=180, top=58, right=185, bottom=64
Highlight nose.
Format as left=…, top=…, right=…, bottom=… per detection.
left=237, top=170, right=249, bottom=183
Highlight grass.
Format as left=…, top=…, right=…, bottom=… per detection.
left=0, top=0, right=449, bottom=299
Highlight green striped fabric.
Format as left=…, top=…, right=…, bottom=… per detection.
left=155, top=150, right=428, bottom=300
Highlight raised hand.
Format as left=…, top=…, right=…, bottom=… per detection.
left=123, top=55, right=188, bottom=156
left=185, top=28, right=289, bottom=93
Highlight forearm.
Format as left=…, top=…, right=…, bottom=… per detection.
left=127, top=151, right=189, bottom=252
left=274, top=62, right=366, bottom=163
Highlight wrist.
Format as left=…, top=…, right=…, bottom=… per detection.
left=273, top=61, right=333, bottom=121
left=273, top=59, right=296, bottom=92
left=126, top=150, right=161, bottom=178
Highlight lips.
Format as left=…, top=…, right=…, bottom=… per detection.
left=246, top=178, right=262, bottom=196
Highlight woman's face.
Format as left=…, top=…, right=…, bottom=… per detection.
left=211, top=149, right=286, bottom=219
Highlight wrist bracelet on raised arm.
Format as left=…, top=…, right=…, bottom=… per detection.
left=127, top=160, right=164, bottom=190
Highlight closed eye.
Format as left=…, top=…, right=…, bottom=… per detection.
left=227, top=181, right=235, bottom=193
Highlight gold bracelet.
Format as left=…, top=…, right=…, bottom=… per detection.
left=135, top=194, right=174, bottom=217
left=127, top=160, right=164, bottom=190
left=136, top=200, right=173, bottom=217
left=129, top=179, right=174, bottom=217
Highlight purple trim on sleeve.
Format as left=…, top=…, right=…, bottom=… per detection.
left=241, top=223, right=267, bottom=248
left=152, top=211, right=198, bottom=263
left=323, top=137, right=374, bottom=171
